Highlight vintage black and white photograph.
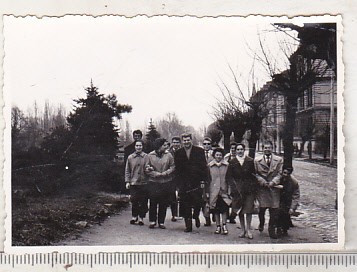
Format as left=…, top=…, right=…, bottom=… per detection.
left=3, top=15, right=343, bottom=251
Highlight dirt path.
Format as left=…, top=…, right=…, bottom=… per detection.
left=59, top=204, right=323, bottom=246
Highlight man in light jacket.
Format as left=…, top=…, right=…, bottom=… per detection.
left=254, top=141, right=283, bottom=239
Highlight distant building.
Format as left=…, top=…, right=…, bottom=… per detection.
left=251, top=81, right=286, bottom=154
left=294, top=60, right=337, bottom=156
left=253, top=59, right=337, bottom=157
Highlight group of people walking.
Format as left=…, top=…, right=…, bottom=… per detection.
left=124, top=130, right=300, bottom=240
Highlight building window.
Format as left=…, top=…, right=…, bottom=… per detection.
left=299, top=94, right=305, bottom=109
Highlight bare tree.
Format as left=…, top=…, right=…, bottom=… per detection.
left=156, top=112, right=186, bottom=141
left=212, top=62, right=270, bottom=156
left=252, top=26, right=332, bottom=167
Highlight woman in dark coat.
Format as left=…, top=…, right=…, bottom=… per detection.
left=229, top=143, right=257, bottom=239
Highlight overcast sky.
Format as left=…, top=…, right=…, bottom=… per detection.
left=4, top=15, right=298, bottom=132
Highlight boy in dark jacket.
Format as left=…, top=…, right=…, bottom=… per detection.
left=277, top=167, right=300, bottom=237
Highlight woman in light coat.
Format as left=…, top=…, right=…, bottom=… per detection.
left=208, top=148, right=232, bottom=235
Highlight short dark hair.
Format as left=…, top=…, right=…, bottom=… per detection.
left=230, top=141, right=238, bottom=147
left=236, top=143, right=245, bottom=150
left=283, top=166, right=294, bottom=174
left=181, top=133, right=192, bottom=139
left=133, top=130, right=143, bottom=137
left=153, top=138, right=167, bottom=151
left=171, top=136, right=181, bottom=142
left=263, top=140, right=273, bottom=147
left=135, top=139, right=144, bottom=144
left=212, top=147, right=224, bottom=157
left=203, top=137, right=212, bottom=143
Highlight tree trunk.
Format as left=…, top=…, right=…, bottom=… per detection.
left=248, top=121, right=262, bottom=159
left=248, top=137, right=257, bottom=159
left=233, top=128, right=245, bottom=144
left=223, top=130, right=231, bottom=153
left=282, top=96, right=297, bottom=168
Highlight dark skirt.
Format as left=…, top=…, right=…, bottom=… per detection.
left=240, top=194, right=255, bottom=214
left=211, top=196, right=229, bottom=214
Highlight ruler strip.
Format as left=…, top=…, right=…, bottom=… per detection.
left=0, top=253, right=355, bottom=269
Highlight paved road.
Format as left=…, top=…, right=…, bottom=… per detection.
left=292, top=159, right=338, bottom=243
left=59, top=159, right=338, bottom=246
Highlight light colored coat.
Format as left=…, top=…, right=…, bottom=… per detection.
left=145, top=151, right=175, bottom=184
left=208, top=160, right=232, bottom=209
left=254, top=154, right=283, bottom=208
left=125, top=152, right=148, bottom=185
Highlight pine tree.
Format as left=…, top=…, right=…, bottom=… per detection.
left=66, top=81, right=132, bottom=156
left=145, top=118, right=160, bottom=152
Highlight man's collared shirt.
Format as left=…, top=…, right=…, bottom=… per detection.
left=237, top=155, right=245, bottom=165
left=184, top=146, right=193, bottom=160
left=265, top=154, right=271, bottom=165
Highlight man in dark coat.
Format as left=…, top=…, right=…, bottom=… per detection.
left=174, top=133, right=208, bottom=232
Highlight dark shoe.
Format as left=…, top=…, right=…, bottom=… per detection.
left=268, top=228, right=278, bottom=239
left=204, top=217, right=211, bottom=226
left=282, top=229, right=288, bottom=236
left=222, top=224, right=228, bottom=235
left=159, top=224, right=166, bottom=229
left=212, top=215, right=216, bottom=223
left=130, top=218, right=138, bottom=225
left=149, top=222, right=156, bottom=229
left=258, top=224, right=264, bottom=232
left=138, top=220, right=144, bottom=226
left=215, top=225, right=222, bottom=234
left=228, top=213, right=237, bottom=224
left=184, top=219, right=192, bottom=232
left=238, top=231, right=246, bottom=238
left=195, top=218, right=201, bottom=228
left=276, top=227, right=283, bottom=237
left=171, top=217, right=177, bottom=222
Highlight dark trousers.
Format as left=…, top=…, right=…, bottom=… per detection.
left=149, top=197, right=168, bottom=224
left=277, top=208, right=291, bottom=231
left=259, top=207, right=279, bottom=228
left=170, top=190, right=178, bottom=217
left=180, top=191, right=203, bottom=220
left=148, top=183, right=170, bottom=224
left=130, top=185, right=148, bottom=218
